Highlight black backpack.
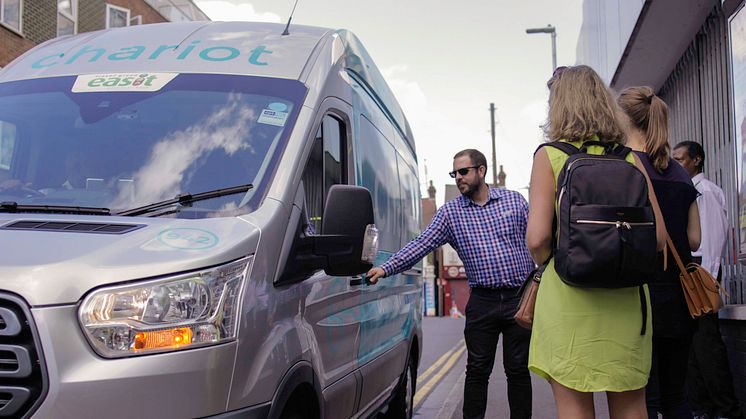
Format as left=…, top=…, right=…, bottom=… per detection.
left=538, top=141, right=658, bottom=289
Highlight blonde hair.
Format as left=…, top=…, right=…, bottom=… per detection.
left=544, top=65, right=626, bottom=144
left=617, top=86, right=670, bottom=171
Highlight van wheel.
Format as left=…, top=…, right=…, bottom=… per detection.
left=278, top=385, right=318, bottom=419
left=383, top=351, right=415, bottom=419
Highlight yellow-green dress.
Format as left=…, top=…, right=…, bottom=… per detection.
left=528, top=139, right=653, bottom=392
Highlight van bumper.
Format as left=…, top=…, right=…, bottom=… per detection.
left=30, top=305, right=238, bottom=419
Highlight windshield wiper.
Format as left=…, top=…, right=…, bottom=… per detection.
left=117, top=184, right=253, bottom=217
left=0, top=202, right=111, bottom=215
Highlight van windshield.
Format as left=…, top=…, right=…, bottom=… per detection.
left=0, top=74, right=306, bottom=218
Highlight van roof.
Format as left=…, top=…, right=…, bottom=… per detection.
left=0, top=21, right=332, bottom=82
left=0, top=21, right=415, bottom=153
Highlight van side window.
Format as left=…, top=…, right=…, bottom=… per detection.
left=301, top=114, right=346, bottom=234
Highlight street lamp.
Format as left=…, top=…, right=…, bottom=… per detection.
left=526, top=24, right=557, bottom=72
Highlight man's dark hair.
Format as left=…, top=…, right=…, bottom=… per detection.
left=453, top=149, right=488, bottom=173
left=674, top=141, right=705, bottom=172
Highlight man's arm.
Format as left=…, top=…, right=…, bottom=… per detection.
left=697, top=187, right=727, bottom=276
left=367, top=207, right=451, bottom=283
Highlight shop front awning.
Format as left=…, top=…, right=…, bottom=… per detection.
left=611, top=0, right=716, bottom=92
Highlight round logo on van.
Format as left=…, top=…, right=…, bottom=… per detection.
left=157, top=228, right=219, bottom=250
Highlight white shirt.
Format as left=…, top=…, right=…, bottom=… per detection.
left=691, top=173, right=728, bottom=277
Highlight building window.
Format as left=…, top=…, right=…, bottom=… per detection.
left=57, top=0, right=76, bottom=37
left=0, top=0, right=22, bottom=33
left=106, top=4, right=130, bottom=29
left=129, top=15, right=142, bottom=25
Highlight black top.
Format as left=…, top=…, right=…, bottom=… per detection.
left=635, top=152, right=698, bottom=337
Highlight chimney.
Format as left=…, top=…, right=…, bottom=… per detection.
left=428, top=180, right=436, bottom=199
left=497, top=165, right=506, bottom=187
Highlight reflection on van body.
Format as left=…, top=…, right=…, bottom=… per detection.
left=0, top=22, right=422, bottom=419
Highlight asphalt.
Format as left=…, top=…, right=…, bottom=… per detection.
left=414, top=316, right=614, bottom=419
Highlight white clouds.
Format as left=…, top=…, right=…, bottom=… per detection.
left=195, top=1, right=282, bottom=23
left=382, top=65, right=490, bottom=205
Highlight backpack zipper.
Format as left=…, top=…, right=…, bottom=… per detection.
left=575, top=220, right=654, bottom=229
left=557, top=155, right=640, bottom=243
left=558, top=157, right=623, bottom=244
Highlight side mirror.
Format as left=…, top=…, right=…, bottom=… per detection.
left=320, top=185, right=378, bottom=276
left=279, top=185, right=379, bottom=283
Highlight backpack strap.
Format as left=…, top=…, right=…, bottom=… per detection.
left=534, top=141, right=581, bottom=157
left=579, top=140, right=632, bottom=157
left=609, top=144, right=632, bottom=157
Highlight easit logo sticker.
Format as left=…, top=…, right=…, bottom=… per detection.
left=72, top=72, right=178, bottom=92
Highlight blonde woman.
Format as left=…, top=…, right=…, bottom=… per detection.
left=618, top=86, right=701, bottom=418
left=526, top=66, right=665, bottom=419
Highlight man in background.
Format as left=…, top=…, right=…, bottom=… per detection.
left=673, top=141, right=745, bottom=419
left=367, top=149, right=534, bottom=419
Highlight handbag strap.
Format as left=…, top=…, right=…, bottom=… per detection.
left=665, top=234, right=694, bottom=283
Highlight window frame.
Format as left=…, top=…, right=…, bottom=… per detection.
left=129, top=14, right=142, bottom=25
left=105, top=3, right=130, bottom=29
left=56, top=0, right=77, bottom=37
left=0, top=0, right=23, bottom=35
left=301, top=111, right=350, bottom=235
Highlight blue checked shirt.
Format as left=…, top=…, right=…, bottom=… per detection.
left=381, top=188, right=535, bottom=288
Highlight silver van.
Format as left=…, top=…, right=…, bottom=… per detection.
left=0, top=21, right=422, bottom=419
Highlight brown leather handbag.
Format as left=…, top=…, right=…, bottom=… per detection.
left=666, top=235, right=725, bottom=318
left=514, top=263, right=548, bottom=329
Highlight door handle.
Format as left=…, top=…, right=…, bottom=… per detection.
left=350, top=275, right=365, bottom=286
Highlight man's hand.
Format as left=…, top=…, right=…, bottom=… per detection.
left=366, top=267, right=386, bottom=284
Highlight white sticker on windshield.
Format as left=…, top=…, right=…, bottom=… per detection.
left=257, top=109, right=289, bottom=127
left=72, top=73, right=178, bottom=93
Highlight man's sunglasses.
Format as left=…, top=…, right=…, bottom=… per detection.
left=449, top=166, right=481, bottom=178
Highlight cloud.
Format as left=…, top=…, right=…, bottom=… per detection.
left=109, top=94, right=256, bottom=208
left=381, top=65, right=485, bottom=204
left=195, top=1, right=282, bottom=23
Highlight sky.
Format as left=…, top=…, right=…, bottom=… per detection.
left=193, top=0, right=585, bottom=205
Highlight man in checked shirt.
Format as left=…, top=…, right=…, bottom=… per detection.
left=367, top=149, right=535, bottom=419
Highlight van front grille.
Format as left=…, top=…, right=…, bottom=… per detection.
left=0, top=295, right=47, bottom=418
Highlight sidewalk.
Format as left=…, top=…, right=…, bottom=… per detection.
left=414, top=317, right=613, bottom=418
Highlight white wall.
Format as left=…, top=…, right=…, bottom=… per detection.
left=575, top=0, right=645, bottom=83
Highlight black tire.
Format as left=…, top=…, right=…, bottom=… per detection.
left=382, top=351, right=416, bottom=419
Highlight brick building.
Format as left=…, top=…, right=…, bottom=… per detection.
left=0, top=0, right=209, bottom=68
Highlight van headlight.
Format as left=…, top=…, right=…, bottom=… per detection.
left=78, top=257, right=251, bottom=358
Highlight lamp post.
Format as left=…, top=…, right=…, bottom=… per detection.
left=526, top=24, right=557, bottom=72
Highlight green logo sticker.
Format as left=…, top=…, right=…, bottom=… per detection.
left=72, top=72, right=178, bottom=93
left=157, top=228, right=219, bottom=250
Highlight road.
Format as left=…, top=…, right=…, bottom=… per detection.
left=413, top=316, right=613, bottom=418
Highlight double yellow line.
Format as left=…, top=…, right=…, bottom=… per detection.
left=413, top=339, right=467, bottom=410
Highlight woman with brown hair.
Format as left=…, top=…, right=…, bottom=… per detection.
left=526, top=66, right=665, bottom=418
left=618, top=86, right=701, bottom=418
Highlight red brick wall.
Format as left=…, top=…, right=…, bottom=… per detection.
left=1, top=0, right=172, bottom=68
left=80, top=0, right=167, bottom=33
left=0, top=0, right=55, bottom=68
left=0, top=26, right=36, bottom=67
left=21, top=0, right=56, bottom=44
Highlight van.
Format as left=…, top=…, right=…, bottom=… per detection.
left=0, top=21, right=422, bottom=419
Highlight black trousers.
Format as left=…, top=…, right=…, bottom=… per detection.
left=687, top=263, right=745, bottom=418
left=646, top=336, right=693, bottom=419
left=463, top=287, right=532, bottom=419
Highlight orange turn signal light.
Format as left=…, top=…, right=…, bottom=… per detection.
left=134, top=328, right=193, bottom=350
